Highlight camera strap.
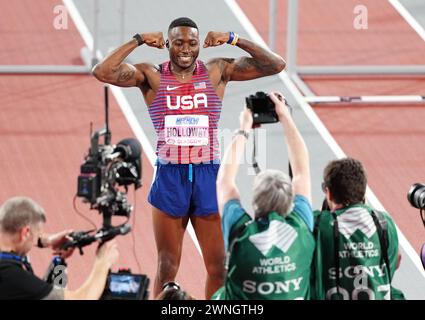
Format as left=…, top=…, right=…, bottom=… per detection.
left=370, top=210, right=392, bottom=283
left=331, top=212, right=342, bottom=299
left=328, top=208, right=392, bottom=299
left=252, top=129, right=261, bottom=175
left=0, top=252, right=34, bottom=274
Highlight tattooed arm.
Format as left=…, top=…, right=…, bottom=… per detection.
left=92, top=32, right=165, bottom=87
left=225, top=38, right=285, bottom=81
left=204, top=32, right=285, bottom=82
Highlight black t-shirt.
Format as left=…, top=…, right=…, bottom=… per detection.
left=0, top=259, right=53, bottom=300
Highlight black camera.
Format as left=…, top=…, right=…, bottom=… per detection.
left=77, top=135, right=142, bottom=217
left=74, top=86, right=144, bottom=239
left=407, top=183, right=425, bottom=270
left=407, top=183, right=425, bottom=209
left=76, top=87, right=142, bottom=227
left=44, top=87, right=149, bottom=298
left=101, top=269, right=150, bottom=300
left=246, top=91, right=282, bottom=124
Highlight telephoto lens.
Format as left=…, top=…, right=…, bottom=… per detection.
left=407, top=183, right=425, bottom=209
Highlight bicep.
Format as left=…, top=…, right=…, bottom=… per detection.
left=208, top=57, right=265, bottom=82
left=93, top=62, right=145, bottom=87
left=116, top=63, right=144, bottom=87
left=225, top=57, right=276, bottom=81
left=114, top=63, right=145, bottom=87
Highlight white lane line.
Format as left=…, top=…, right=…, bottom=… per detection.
left=225, top=0, right=425, bottom=280
left=389, top=0, right=425, bottom=42
left=63, top=0, right=203, bottom=257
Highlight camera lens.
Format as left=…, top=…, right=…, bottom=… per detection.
left=407, top=183, right=425, bottom=209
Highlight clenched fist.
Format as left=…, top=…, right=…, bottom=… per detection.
left=203, top=31, right=231, bottom=48
left=140, top=32, right=165, bottom=49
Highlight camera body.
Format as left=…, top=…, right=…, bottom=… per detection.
left=77, top=130, right=142, bottom=218
left=44, top=87, right=150, bottom=299
left=407, top=183, right=425, bottom=270
left=407, top=183, right=425, bottom=210
left=101, top=269, right=150, bottom=300
left=246, top=91, right=282, bottom=124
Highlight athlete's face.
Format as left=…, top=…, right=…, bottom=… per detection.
left=167, top=26, right=200, bottom=69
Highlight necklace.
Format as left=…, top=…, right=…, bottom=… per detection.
left=171, top=64, right=196, bottom=79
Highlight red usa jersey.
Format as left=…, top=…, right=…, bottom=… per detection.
left=148, top=60, right=222, bottom=164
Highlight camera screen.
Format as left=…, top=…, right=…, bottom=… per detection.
left=109, top=274, right=142, bottom=297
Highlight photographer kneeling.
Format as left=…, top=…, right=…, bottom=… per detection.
left=213, top=92, right=315, bottom=300
left=0, top=196, right=119, bottom=300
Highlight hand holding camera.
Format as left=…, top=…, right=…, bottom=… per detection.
left=245, top=91, right=289, bottom=126
left=96, top=240, right=119, bottom=269
left=48, top=230, right=75, bottom=259
left=269, top=91, right=291, bottom=123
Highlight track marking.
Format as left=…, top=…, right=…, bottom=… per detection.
left=224, top=0, right=425, bottom=280
left=62, top=0, right=203, bottom=257
left=389, top=0, right=425, bottom=42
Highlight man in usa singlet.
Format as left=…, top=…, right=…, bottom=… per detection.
left=93, top=16, right=286, bottom=299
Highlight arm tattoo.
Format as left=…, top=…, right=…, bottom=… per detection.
left=230, top=39, right=285, bottom=78
left=234, top=57, right=276, bottom=74
left=117, top=69, right=135, bottom=82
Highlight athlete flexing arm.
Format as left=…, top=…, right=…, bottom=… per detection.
left=92, top=32, right=165, bottom=103
left=93, top=30, right=285, bottom=100
left=204, top=32, right=286, bottom=96
left=92, top=19, right=287, bottom=300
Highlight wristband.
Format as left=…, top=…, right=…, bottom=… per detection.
left=230, top=33, right=239, bottom=46
left=233, top=129, right=249, bottom=139
left=227, top=31, right=235, bottom=44
left=133, top=34, right=144, bottom=46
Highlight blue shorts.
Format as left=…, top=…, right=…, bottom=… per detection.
left=148, top=160, right=220, bottom=217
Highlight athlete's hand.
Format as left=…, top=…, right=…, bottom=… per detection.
left=203, top=31, right=230, bottom=48
left=140, top=32, right=165, bottom=49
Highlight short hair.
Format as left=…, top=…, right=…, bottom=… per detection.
left=0, top=197, right=46, bottom=234
left=168, top=17, right=198, bottom=31
left=323, top=157, right=367, bottom=206
left=252, top=169, right=294, bottom=218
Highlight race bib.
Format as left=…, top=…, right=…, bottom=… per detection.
left=164, top=115, right=209, bottom=146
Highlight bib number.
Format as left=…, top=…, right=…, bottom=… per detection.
left=164, top=115, right=209, bottom=146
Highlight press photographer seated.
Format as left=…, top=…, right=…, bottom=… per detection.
left=0, top=196, right=119, bottom=300
left=213, top=92, right=314, bottom=300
